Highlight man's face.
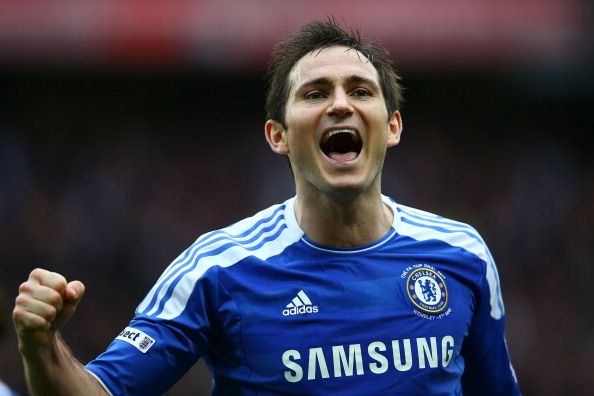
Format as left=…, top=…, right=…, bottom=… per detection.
left=266, top=45, right=402, bottom=200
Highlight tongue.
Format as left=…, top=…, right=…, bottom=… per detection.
left=329, top=151, right=358, bottom=162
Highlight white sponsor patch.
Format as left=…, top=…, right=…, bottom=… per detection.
left=115, top=327, right=156, bottom=353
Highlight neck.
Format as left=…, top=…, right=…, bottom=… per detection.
left=294, top=189, right=393, bottom=248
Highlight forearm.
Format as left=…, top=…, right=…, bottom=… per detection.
left=20, top=332, right=107, bottom=396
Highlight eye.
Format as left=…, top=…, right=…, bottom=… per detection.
left=352, top=88, right=371, bottom=97
left=305, top=91, right=326, bottom=100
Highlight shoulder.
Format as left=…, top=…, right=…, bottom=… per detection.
left=135, top=199, right=302, bottom=319
left=195, top=198, right=300, bottom=257
left=386, top=197, right=505, bottom=320
left=0, top=380, right=19, bottom=396
left=387, top=197, right=490, bottom=264
left=396, top=202, right=481, bottom=236
left=174, top=199, right=303, bottom=275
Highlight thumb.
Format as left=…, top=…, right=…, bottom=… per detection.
left=64, top=280, right=85, bottom=304
left=52, top=280, right=85, bottom=330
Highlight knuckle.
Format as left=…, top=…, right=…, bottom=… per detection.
left=12, top=306, right=23, bottom=322
left=12, top=308, right=33, bottom=327
left=14, top=294, right=25, bottom=306
left=30, top=268, right=45, bottom=278
left=18, top=281, right=32, bottom=293
left=52, top=271, right=67, bottom=284
left=51, top=273, right=68, bottom=291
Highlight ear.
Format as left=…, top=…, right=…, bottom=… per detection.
left=386, top=111, right=403, bottom=148
left=265, top=120, right=290, bottom=155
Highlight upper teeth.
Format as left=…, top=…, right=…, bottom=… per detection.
left=325, top=129, right=356, bottom=141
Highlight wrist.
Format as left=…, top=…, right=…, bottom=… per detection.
left=18, top=330, right=61, bottom=360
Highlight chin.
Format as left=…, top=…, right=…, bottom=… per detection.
left=323, top=173, right=382, bottom=201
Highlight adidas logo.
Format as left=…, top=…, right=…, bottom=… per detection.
left=282, top=290, right=319, bottom=316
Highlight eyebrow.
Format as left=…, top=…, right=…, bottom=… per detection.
left=298, top=75, right=379, bottom=91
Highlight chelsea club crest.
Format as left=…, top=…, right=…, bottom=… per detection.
left=406, top=267, right=448, bottom=314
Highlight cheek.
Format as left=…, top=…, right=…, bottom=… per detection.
left=287, top=134, right=315, bottom=158
left=286, top=114, right=318, bottom=146
left=286, top=107, right=316, bottom=128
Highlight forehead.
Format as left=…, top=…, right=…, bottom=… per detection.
left=289, top=45, right=380, bottom=89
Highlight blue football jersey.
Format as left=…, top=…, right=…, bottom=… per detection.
left=0, top=380, right=20, bottom=396
left=86, top=196, right=521, bottom=395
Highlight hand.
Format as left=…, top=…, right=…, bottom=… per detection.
left=13, top=268, right=85, bottom=352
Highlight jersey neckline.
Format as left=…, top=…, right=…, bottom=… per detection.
left=283, top=195, right=400, bottom=254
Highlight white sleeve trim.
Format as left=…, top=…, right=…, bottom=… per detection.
left=85, top=369, right=114, bottom=396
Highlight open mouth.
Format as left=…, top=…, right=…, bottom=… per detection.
left=320, top=129, right=362, bottom=162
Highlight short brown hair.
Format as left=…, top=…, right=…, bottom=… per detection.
left=265, top=19, right=403, bottom=126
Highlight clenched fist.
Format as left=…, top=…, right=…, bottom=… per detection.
left=13, top=268, right=85, bottom=352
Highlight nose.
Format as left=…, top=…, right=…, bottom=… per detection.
left=327, top=89, right=354, bottom=118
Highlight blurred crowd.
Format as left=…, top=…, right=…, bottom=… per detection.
left=0, top=68, right=592, bottom=395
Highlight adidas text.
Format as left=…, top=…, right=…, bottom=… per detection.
left=282, top=305, right=319, bottom=316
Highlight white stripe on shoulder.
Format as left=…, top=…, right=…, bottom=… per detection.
left=137, top=203, right=285, bottom=314
left=158, top=225, right=301, bottom=319
left=395, top=202, right=504, bottom=320
left=137, top=200, right=303, bottom=319
left=397, top=203, right=479, bottom=233
left=145, top=216, right=287, bottom=317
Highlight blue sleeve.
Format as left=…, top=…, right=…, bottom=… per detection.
left=86, top=316, right=202, bottom=395
left=85, top=268, right=218, bottom=396
left=461, top=255, right=521, bottom=395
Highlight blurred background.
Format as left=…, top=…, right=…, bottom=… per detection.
left=0, top=0, right=593, bottom=395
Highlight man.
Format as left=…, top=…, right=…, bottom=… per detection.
left=13, top=20, right=521, bottom=395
